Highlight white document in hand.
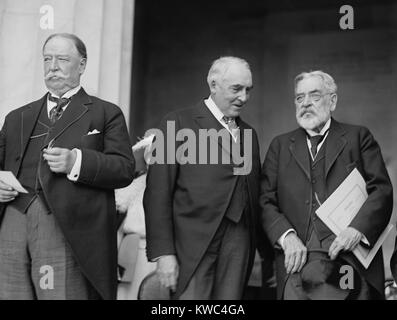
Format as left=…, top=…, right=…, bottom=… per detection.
left=0, top=171, right=28, bottom=193
left=315, top=168, right=392, bottom=269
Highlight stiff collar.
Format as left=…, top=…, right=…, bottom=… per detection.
left=305, top=118, right=331, bottom=137
left=48, top=85, right=82, bottom=99
left=47, top=86, right=82, bottom=116
left=204, top=96, right=226, bottom=123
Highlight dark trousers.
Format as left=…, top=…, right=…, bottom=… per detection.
left=179, top=214, right=250, bottom=300
left=0, top=197, right=100, bottom=300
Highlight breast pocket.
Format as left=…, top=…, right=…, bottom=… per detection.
left=81, top=133, right=104, bottom=151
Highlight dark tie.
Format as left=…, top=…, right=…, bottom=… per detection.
left=48, top=95, right=71, bottom=124
left=308, top=131, right=328, bottom=158
left=223, top=116, right=239, bottom=139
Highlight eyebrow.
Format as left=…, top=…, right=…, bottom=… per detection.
left=230, top=84, right=254, bottom=89
left=295, top=89, right=321, bottom=95
left=43, top=54, right=70, bottom=58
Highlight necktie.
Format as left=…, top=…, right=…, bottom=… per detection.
left=48, top=95, right=70, bottom=124
left=223, top=116, right=239, bottom=140
left=308, top=130, right=328, bottom=158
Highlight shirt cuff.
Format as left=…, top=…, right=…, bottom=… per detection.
left=278, top=229, right=296, bottom=250
left=361, top=234, right=370, bottom=246
left=67, top=148, right=82, bottom=181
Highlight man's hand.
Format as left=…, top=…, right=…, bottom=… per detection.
left=0, top=180, right=18, bottom=203
left=328, top=227, right=363, bottom=260
left=283, top=232, right=307, bottom=274
left=43, top=147, right=77, bottom=174
left=157, top=255, right=179, bottom=292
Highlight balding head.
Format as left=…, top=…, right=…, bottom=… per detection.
left=43, top=33, right=87, bottom=59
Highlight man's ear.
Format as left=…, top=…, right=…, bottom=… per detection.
left=79, top=58, right=87, bottom=74
left=209, top=80, right=217, bottom=94
left=330, top=93, right=337, bottom=112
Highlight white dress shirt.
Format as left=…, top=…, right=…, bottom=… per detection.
left=47, top=86, right=82, bottom=182
left=305, top=118, right=331, bottom=160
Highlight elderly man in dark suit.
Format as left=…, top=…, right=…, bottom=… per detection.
left=143, top=56, right=271, bottom=299
left=260, top=70, right=393, bottom=300
left=0, top=33, right=134, bottom=299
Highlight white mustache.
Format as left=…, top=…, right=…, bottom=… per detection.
left=299, top=109, right=315, bottom=117
left=45, top=74, right=64, bottom=80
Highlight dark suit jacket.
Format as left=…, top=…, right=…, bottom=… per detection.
left=143, top=101, right=265, bottom=298
left=0, top=88, right=135, bottom=300
left=260, top=118, right=393, bottom=299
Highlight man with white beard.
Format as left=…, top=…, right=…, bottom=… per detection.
left=260, top=71, right=393, bottom=300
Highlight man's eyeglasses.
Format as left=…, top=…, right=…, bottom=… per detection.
left=295, top=92, right=332, bottom=104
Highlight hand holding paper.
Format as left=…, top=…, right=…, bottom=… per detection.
left=328, top=227, right=363, bottom=260
left=0, top=176, right=20, bottom=203
left=316, top=168, right=393, bottom=269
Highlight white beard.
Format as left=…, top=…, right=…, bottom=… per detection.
left=296, top=113, right=328, bottom=132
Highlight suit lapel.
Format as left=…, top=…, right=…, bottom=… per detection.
left=193, top=101, right=225, bottom=132
left=193, top=101, right=233, bottom=155
left=20, top=95, right=46, bottom=159
left=325, top=119, right=347, bottom=178
left=237, top=119, right=250, bottom=156
left=233, top=118, right=251, bottom=171
left=44, top=88, right=90, bottom=147
left=289, top=128, right=310, bottom=181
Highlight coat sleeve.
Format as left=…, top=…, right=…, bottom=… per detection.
left=349, top=126, right=393, bottom=245
left=143, top=112, right=180, bottom=261
left=260, top=137, right=294, bottom=245
left=77, top=104, right=135, bottom=189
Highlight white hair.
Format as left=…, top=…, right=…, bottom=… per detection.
left=294, top=70, right=337, bottom=94
left=207, top=56, right=251, bottom=87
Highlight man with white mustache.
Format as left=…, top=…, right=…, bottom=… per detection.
left=260, top=71, right=393, bottom=299
left=0, top=33, right=134, bottom=299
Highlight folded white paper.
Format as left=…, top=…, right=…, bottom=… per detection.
left=316, top=168, right=391, bottom=269
left=0, top=171, right=28, bottom=193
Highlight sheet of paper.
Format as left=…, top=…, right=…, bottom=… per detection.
left=0, top=171, right=28, bottom=193
left=316, top=168, right=389, bottom=269
left=316, top=168, right=367, bottom=234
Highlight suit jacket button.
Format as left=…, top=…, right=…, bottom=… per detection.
left=305, top=200, right=309, bottom=205
left=15, top=155, right=21, bottom=161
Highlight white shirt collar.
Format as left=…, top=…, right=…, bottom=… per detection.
left=48, top=85, right=81, bottom=99
left=204, top=96, right=239, bottom=142
left=47, top=86, right=82, bottom=116
left=204, top=96, right=226, bottom=122
left=305, top=118, right=331, bottom=160
left=305, top=118, right=331, bottom=137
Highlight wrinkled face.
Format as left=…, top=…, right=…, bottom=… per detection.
left=43, top=36, right=86, bottom=96
left=210, top=63, right=253, bottom=118
left=295, top=76, right=337, bottom=132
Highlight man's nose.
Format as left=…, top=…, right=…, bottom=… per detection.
left=238, top=90, right=249, bottom=103
left=302, top=94, right=312, bottom=107
left=49, top=58, right=59, bottom=71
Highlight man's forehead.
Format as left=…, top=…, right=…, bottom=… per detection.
left=223, top=65, right=252, bottom=84
left=296, top=76, right=324, bottom=92
left=43, top=37, right=78, bottom=55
